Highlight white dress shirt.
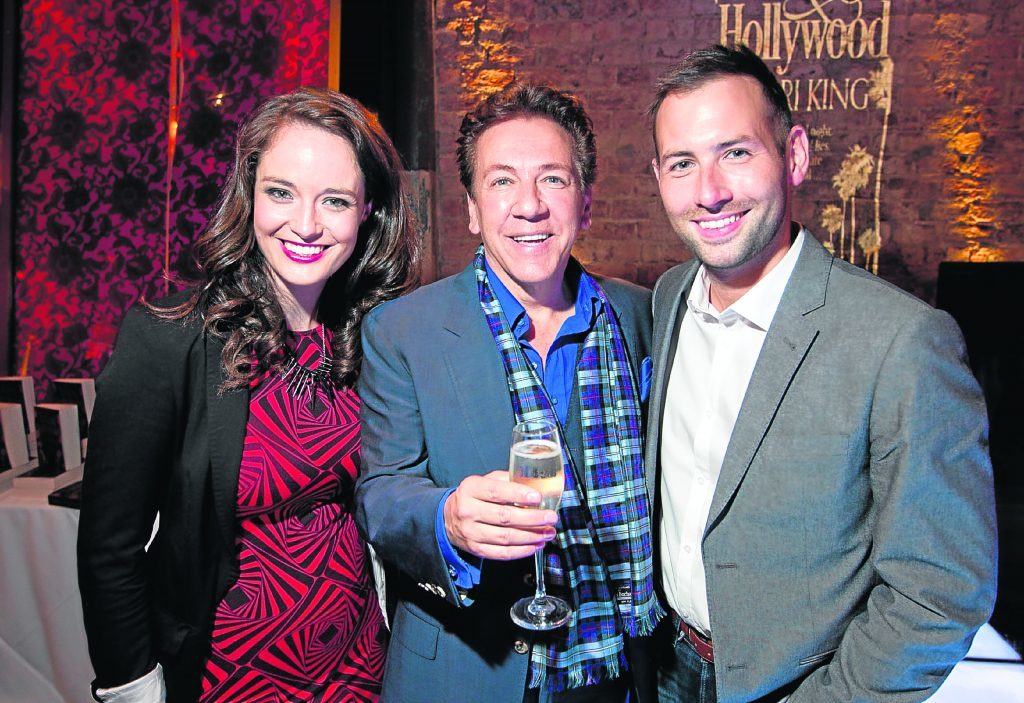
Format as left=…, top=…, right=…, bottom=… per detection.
left=659, top=230, right=806, bottom=636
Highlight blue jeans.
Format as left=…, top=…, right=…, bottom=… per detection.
left=657, top=622, right=717, bottom=703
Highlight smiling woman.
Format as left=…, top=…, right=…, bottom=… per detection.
left=253, top=123, right=370, bottom=330
left=152, top=88, right=418, bottom=391
left=77, top=88, right=419, bottom=703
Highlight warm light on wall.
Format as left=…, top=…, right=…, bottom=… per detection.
left=928, top=14, right=1003, bottom=263
left=444, top=11, right=518, bottom=101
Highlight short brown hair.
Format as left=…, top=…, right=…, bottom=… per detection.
left=650, top=44, right=793, bottom=156
left=456, top=83, right=597, bottom=193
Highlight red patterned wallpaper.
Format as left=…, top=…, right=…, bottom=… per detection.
left=14, top=0, right=330, bottom=391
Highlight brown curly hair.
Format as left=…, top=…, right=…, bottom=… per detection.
left=153, top=87, right=419, bottom=390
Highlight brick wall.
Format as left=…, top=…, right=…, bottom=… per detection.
left=431, top=0, right=1024, bottom=301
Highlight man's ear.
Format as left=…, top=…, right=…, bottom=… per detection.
left=651, top=157, right=662, bottom=186
left=580, top=188, right=593, bottom=230
left=466, top=192, right=481, bottom=235
left=787, top=125, right=810, bottom=188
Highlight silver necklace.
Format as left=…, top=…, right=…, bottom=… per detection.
left=280, top=326, right=334, bottom=400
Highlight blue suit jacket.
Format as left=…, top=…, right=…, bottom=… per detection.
left=355, top=261, right=653, bottom=703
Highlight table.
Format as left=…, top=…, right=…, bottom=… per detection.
left=928, top=624, right=1024, bottom=702
left=0, top=486, right=1021, bottom=702
left=0, top=486, right=93, bottom=703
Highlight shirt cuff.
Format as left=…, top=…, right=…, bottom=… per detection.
left=94, top=664, right=166, bottom=703
left=435, top=488, right=482, bottom=589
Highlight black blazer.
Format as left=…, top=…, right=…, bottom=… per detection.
left=78, top=298, right=249, bottom=701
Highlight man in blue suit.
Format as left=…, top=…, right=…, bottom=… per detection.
left=646, top=45, right=997, bottom=702
left=355, top=84, right=661, bottom=702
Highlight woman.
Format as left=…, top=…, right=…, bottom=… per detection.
left=78, top=87, right=418, bottom=702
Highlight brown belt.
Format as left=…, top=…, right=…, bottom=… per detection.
left=670, top=610, right=714, bottom=664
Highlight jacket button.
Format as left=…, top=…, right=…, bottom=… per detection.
left=523, top=573, right=535, bottom=587
left=514, top=639, right=529, bottom=655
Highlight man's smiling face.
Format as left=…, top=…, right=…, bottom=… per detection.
left=467, top=116, right=591, bottom=301
left=653, top=74, right=806, bottom=283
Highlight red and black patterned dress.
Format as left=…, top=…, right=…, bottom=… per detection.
left=200, top=328, right=386, bottom=702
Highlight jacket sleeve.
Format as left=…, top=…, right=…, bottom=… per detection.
left=354, top=306, right=465, bottom=607
left=77, top=307, right=181, bottom=688
left=789, top=308, right=998, bottom=702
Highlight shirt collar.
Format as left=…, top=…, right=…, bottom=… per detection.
left=483, top=257, right=599, bottom=340
left=687, top=227, right=806, bottom=331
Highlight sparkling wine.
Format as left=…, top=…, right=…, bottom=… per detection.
left=508, top=419, right=572, bottom=630
left=510, top=439, right=563, bottom=510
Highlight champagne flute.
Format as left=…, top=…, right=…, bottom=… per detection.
left=508, top=419, right=572, bottom=630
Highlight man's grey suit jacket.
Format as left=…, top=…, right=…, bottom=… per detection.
left=355, top=261, right=653, bottom=703
left=645, top=231, right=997, bottom=703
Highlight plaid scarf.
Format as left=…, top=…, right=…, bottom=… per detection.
left=474, top=249, right=664, bottom=692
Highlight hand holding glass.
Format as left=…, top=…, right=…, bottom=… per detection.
left=508, top=419, right=572, bottom=630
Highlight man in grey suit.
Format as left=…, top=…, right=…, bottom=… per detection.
left=355, top=84, right=661, bottom=703
left=646, top=44, right=997, bottom=702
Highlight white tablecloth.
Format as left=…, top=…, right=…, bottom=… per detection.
left=0, top=486, right=94, bottom=703
left=0, top=486, right=1020, bottom=702
left=929, top=623, right=1024, bottom=701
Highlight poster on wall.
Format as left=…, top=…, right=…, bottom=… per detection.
left=718, top=0, right=893, bottom=275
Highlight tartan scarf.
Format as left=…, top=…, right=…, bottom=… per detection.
left=474, top=249, right=664, bottom=692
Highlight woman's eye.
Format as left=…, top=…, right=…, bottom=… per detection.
left=323, top=197, right=353, bottom=209
left=266, top=187, right=292, bottom=200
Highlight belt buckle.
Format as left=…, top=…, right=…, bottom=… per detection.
left=675, top=615, right=714, bottom=664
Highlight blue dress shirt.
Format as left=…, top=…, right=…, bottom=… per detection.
left=434, top=260, right=600, bottom=592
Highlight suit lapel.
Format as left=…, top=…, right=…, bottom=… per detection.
left=705, top=234, right=832, bottom=533
left=206, top=335, right=249, bottom=551
left=440, top=265, right=516, bottom=470
left=645, top=262, right=700, bottom=503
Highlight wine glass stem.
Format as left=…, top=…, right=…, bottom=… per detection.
left=534, top=550, right=547, bottom=600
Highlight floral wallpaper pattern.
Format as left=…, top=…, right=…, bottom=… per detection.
left=14, top=0, right=330, bottom=392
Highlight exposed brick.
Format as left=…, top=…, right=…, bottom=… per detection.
left=427, top=0, right=1024, bottom=296
left=592, top=19, right=645, bottom=43
left=533, top=0, right=585, bottom=22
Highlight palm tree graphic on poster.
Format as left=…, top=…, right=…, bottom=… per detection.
left=832, top=145, right=874, bottom=267
left=818, top=204, right=842, bottom=255
left=867, top=58, right=894, bottom=275
left=823, top=58, right=893, bottom=275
